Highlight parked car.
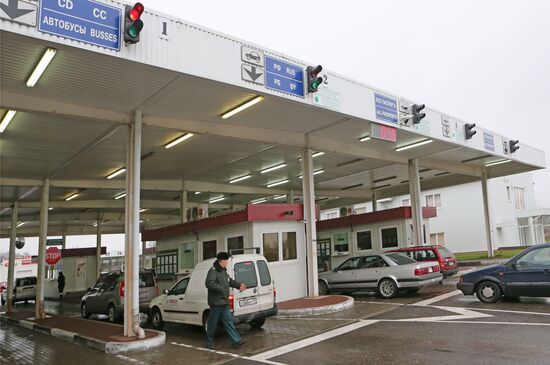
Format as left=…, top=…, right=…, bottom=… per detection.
left=149, top=253, right=277, bottom=331
left=386, top=245, right=458, bottom=278
left=318, top=253, right=442, bottom=298
left=457, top=243, right=550, bottom=303
left=80, top=269, right=158, bottom=322
left=1, top=276, right=37, bottom=305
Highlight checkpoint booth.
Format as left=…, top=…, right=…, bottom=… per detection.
left=316, top=207, right=437, bottom=271
left=143, top=204, right=312, bottom=302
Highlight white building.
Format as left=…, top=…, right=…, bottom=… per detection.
left=321, top=173, right=549, bottom=253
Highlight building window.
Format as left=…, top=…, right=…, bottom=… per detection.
left=506, top=186, right=511, bottom=202
left=425, top=193, right=441, bottom=208
left=333, top=233, right=349, bottom=254
left=356, top=230, right=372, bottom=251
left=282, top=232, right=297, bottom=260
left=354, top=207, right=367, bottom=215
left=381, top=227, right=398, bottom=248
left=262, top=233, right=279, bottom=262
left=513, top=187, right=525, bottom=210
left=156, top=249, right=178, bottom=276
left=326, top=211, right=339, bottom=219
left=227, top=235, right=244, bottom=255
left=402, top=198, right=410, bottom=206
left=202, top=240, right=217, bottom=260
left=430, top=232, right=445, bottom=246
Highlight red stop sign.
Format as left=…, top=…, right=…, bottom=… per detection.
left=46, top=247, right=62, bottom=265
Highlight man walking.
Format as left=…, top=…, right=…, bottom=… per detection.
left=57, top=272, right=65, bottom=299
left=205, top=252, right=247, bottom=349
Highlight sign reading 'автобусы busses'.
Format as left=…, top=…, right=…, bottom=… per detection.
left=38, top=0, right=121, bottom=51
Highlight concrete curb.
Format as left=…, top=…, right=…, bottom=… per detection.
left=277, top=296, right=354, bottom=317
left=0, top=314, right=166, bottom=354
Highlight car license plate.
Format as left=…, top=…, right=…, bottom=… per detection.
left=448, top=261, right=455, bottom=265
left=239, top=297, right=257, bottom=307
left=428, top=267, right=433, bottom=273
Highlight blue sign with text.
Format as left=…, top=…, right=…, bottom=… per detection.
left=265, top=56, right=304, bottom=97
left=374, top=93, right=398, bottom=124
left=39, top=0, right=121, bottom=51
left=483, top=132, right=495, bottom=152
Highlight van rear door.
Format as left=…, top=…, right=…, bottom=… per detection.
left=232, top=260, right=260, bottom=316
left=256, top=259, right=275, bottom=311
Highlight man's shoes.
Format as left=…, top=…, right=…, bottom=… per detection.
left=206, top=344, right=214, bottom=350
left=232, top=338, right=247, bottom=348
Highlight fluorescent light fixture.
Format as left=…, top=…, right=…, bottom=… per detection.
left=299, top=170, right=325, bottom=179
left=139, top=208, right=147, bottom=213
left=115, top=193, right=126, bottom=200
left=16, top=222, right=25, bottom=228
left=484, top=159, right=512, bottom=167
left=273, top=195, right=287, bottom=200
left=164, top=133, right=194, bottom=149
left=221, top=96, right=264, bottom=119
left=0, top=110, right=16, bottom=133
left=93, top=223, right=98, bottom=227
left=266, top=179, right=289, bottom=188
left=359, top=135, right=371, bottom=142
left=312, top=152, right=325, bottom=158
left=229, top=175, right=251, bottom=184
left=65, top=193, right=79, bottom=201
left=377, top=198, right=392, bottom=203
left=107, top=168, right=126, bottom=179
left=261, top=163, right=286, bottom=174
left=209, top=196, right=225, bottom=203
left=251, top=198, right=267, bottom=204
left=26, top=48, right=57, bottom=87
left=395, top=139, right=433, bottom=152
left=195, top=192, right=201, bottom=195
left=48, top=207, right=54, bottom=211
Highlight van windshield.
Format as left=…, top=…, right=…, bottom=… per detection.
left=437, top=247, right=454, bottom=258
left=139, top=272, right=155, bottom=287
left=16, top=277, right=36, bottom=286
left=234, top=261, right=258, bottom=288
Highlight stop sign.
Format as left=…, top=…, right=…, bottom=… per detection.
left=45, top=247, right=62, bottom=265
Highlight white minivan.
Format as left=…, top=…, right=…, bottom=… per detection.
left=149, top=253, right=277, bottom=330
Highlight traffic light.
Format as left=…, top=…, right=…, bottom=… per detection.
left=306, top=65, right=323, bottom=93
left=465, top=123, right=477, bottom=139
left=124, top=3, right=144, bottom=44
left=509, top=140, right=520, bottom=153
left=411, top=104, right=426, bottom=124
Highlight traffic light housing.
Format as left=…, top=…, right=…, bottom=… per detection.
left=124, top=3, right=144, bottom=44
left=306, top=65, right=323, bottom=93
left=411, top=104, right=426, bottom=124
left=509, top=140, right=520, bottom=153
left=465, top=123, right=477, bottom=139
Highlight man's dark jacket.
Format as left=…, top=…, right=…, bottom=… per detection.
left=205, top=260, right=241, bottom=306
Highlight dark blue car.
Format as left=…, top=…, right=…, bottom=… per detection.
left=457, top=243, right=550, bottom=303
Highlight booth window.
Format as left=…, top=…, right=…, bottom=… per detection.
left=425, top=193, right=441, bottom=208
left=262, top=233, right=279, bottom=262
left=202, top=240, right=217, bottom=260
left=180, top=242, right=195, bottom=271
left=381, top=227, right=398, bottom=248
left=282, top=232, right=297, bottom=260
left=228, top=235, right=244, bottom=255
left=333, top=233, right=349, bottom=254
left=357, top=230, right=372, bottom=251
left=156, top=249, right=178, bottom=276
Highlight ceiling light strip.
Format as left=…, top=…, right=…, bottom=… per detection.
left=209, top=196, right=225, bottom=203
left=0, top=110, right=17, bottom=133
left=273, top=195, right=287, bottom=200
left=221, top=96, right=264, bottom=119
left=359, top=135, right=371, bottom=142
left=261, top=163, right=286, bottom=174
left=107, top=168, right=126, bottom=179
left=229, top=175, right=252, bottom=184
left=395, top=139, right=433, bottom=152
left=65, top=193, right=79, bottom=201
left=115, top=193, right=126, bottom=200
left=26, top=48, right=57, bottom=87
left=484, top=159, right=512, bottom=167
left=165, top=133, right=194, bottom=149
left=266, top=179, right=289, bottom=188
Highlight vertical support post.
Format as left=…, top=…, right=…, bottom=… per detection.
left=6, top=202, right=18, bottom=313
left=301, top=144, right=318, bottom=298
left=142, top=240, right=147, bottom=268
left=481, top=171, right=495, bottom=258
left=287, top=190, right=295, bottom=204
left=36, top=178, right=50, bottom=319
left=181, top=187, right=188, bottom=223
left=528, top=217, right=537, bottom=245
left=61, top=232, right=66, bottom=250
left=408, top=159, right=423, bottom=245
left=372, top=191, right=378, bottom=212
left=96, top=219, right=102, bottom=278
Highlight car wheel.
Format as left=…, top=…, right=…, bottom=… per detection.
left=151, top=307, right=164, bottom=329
left=81, top=303, right=91, bottom=319
left=378, top=278, right=398, bottom=299
left=249, top=318, right=265, bottom=328
left=108, top=304, right=118, bottom=323
left=476, top=281, right=502, bottom=303
left=318, top=281, right=330, bottom=296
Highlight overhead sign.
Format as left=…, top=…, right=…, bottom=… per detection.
left=46, top=238, right=63, bottom=246
left=0, top=0, right=37, bottom=26
left=483, top=132, right=495, bottom=152
left=38, top=0, right=121, bottom=51
left=312, top=88, right=340, bottom=111
left=45, top=246, right=62, bottom=265
left=374, top=93, right=398, bottom=124
left=265, top=56, right=304, bottom=98
left=241, top=45, right=264, bottom=67
left=371, top=122, right=397, bottom=142
left=241, top=64, right=264, bottom=85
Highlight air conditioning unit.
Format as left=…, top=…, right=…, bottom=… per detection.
left=187, top=205, right=209, bottom=222
left=339, top=206, right=353, bottom=217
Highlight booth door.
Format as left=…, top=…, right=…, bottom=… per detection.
left=180, top=242, right=196, bottom=272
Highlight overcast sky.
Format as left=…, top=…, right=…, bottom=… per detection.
left=1, top=0, right=548, bottom=255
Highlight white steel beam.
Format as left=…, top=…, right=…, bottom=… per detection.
left=96, top=219, right=102, bottom=279
left=408, top=159, right=423, bottom=245
left=6, top=202, right=18, bottom=313
left=301, top=145, right=318, bottom=298
left=481, top=171, right=495, bottom=258
left=36, top=178, right=49, bottom=319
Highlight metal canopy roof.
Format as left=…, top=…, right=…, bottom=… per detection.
left=0, top=3, right=545, bottom=238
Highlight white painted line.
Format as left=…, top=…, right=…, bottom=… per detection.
left=250, top=320, right=378, bottom=361
left=414, top=290, right=462, bottom=306
left=435, top=320, right=550, bottom=327
left=459, top=307, right=550, bottom=317
left=395, top=306, right=493, bottom=322
left=115, top=354, right=149, bottom=364
left=355, top=301, right=407, bottom=306
left=275, top=317, right=356, bottom=321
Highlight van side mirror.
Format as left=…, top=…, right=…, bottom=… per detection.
left=163, top=289, right=170, bottom=295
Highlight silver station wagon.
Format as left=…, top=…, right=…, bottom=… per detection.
left=318, top=253, right=442, bottom=298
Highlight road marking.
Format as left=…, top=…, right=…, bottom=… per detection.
left=396, top=306, right=493, bottom=322
left=459, top=307, right=550, bottom=317
left=414, top=290, right=462, bottom=306
left=249, top=320, right=378, bottom=362
left=115, top=354, right=149, bottom=365
left=170, top=341, right=286, bottom=365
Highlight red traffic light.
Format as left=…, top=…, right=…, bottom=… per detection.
left=129, top=2, right=144, bottom=21
left=308, top=65, right=323, bottom=78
